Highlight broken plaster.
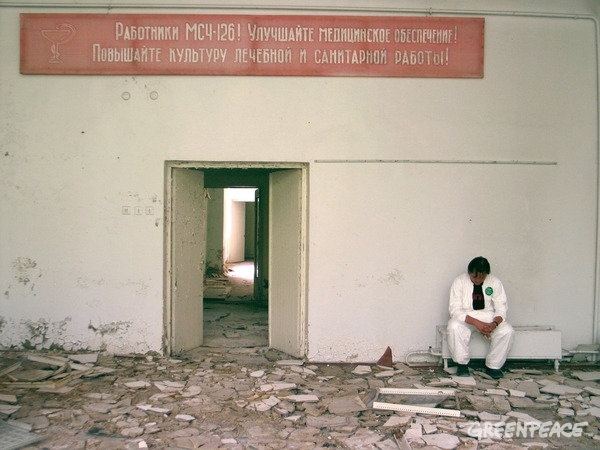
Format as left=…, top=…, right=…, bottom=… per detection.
left=23, top=317, right=72, bottom=349
left=12, top=257, right=40, bottom=286
left=88, top=320, right=132, bottom=336
left=8, top=257, right=42, bottom=296
left=0, top=315, right=146, bottom=353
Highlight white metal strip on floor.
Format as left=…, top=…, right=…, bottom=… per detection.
left=373, top=401, right=461, bottom=417
left=378, top=388, right=456, bottom=396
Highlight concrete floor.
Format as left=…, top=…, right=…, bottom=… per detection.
left=3, top=346, right=598, bottom=449
left=203, top=261, right=268, bottom=348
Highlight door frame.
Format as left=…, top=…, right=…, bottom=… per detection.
left=163, top=161, right=309, bottom=357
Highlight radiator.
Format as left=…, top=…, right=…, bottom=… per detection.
left=436, top=325, right=562, bottom=371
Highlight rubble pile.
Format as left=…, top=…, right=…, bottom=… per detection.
left=0, top=347, right=599, bottom=449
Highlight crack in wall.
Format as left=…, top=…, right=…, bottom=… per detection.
left=88, top=320, right=132, bottom=336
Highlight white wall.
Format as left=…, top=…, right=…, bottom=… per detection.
left=224, top=188, right=256, bottom=263
left=1, top=0, right=598, bottom=360
left=206, top=188, right=224, bottom=275
left=307, top=11, right=599, bottom=361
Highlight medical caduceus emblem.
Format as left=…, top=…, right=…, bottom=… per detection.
left=41, top=23, right=76, bottom=63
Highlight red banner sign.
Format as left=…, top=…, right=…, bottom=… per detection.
left=20, top=14, right=484, bottom=77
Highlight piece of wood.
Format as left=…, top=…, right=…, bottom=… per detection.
left=27, top=354, right=92, bottom=371
left=0, top=368, right=92, bottom=389
left=0, top=362, right=21, bottom=377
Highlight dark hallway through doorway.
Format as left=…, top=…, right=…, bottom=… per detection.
left=203, top=260, right=268, bottom=348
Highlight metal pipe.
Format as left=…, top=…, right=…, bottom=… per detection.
left=0, top=0, right=592, bottom=19
left=314, top=159, right=557, bottom=165
left=593, top=12, right=600, bottom=352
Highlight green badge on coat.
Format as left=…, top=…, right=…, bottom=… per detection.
left=485, top=287, right=493, bottom=295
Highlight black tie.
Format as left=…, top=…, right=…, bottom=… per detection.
left=472, top=284, right=484, bottom=310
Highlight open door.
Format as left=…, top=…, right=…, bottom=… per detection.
left=169, top=167, right=206, bottom=354
left=253, top=189, right=261, bottom=302
left=269, top=169, right=305, bottom=357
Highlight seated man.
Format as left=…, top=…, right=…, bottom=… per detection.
left=447, top=256, right=514, bottom=379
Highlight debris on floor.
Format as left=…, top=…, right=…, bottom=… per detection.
left=0, top=420, right=44, bottom=450
left=373, top=387, right=459, bottom=418
left=1, top=347, right=600, bottom=449
left=203, top=277, right=232, bottom=299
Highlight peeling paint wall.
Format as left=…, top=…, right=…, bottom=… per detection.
left=1, top=0, right=599, bottom=359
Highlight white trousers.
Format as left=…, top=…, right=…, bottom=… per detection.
left=447, top=318, right=515, bottom=369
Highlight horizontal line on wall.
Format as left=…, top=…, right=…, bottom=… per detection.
left=314, top=159, right=558, bottom=165
left=0, top=3, right=592, bottom=21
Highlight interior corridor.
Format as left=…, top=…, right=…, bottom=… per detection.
left=203, top=260, right=269, bottom=348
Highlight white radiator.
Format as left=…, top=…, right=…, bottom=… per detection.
left=436, top=325, right=562, bottom=371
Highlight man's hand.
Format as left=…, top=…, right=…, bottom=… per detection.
left=479, top=321, right=497, bottom=338
left=465, top=315, right=498, bottom=338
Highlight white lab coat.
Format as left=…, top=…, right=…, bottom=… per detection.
left=447, top=273, right=514, bottom=369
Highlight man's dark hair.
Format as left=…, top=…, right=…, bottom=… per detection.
left=468, top=256, right=490, bottom=274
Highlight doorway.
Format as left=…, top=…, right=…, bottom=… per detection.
left=164, top=162, right=308, bottom=358
left=204, top=187, right=264, bottom=348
